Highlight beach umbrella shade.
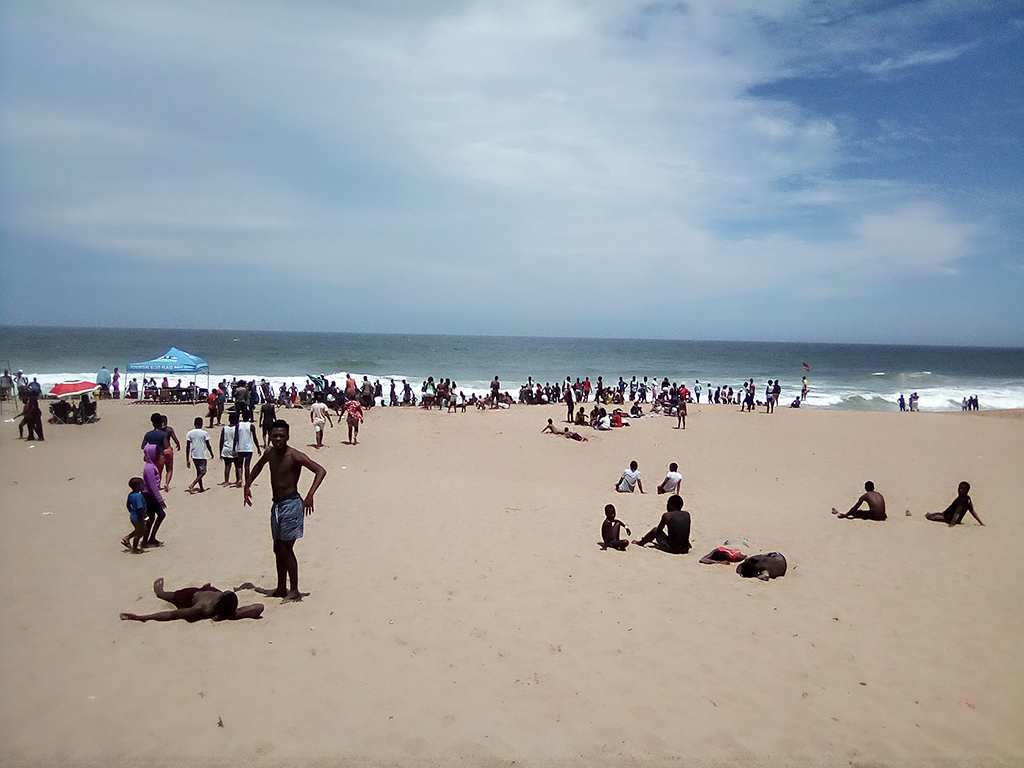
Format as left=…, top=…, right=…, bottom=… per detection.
left=49, top=381, right=100, bottom=399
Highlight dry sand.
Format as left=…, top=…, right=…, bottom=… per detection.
left=1, top=398, right=1022, bottom=767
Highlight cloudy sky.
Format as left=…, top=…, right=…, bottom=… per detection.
left=2, top=0, right=1022, bottom=345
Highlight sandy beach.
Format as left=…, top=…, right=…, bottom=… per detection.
left=1, top=398, right=1021, bottom=767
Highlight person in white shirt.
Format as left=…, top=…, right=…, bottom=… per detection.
left=657, top=463, right=682, bottom=495
left=309, top=395, right=333, bottom=448
left=615, top=461, right=645, bottom=493
left=185, top=417, right=213, bottom=493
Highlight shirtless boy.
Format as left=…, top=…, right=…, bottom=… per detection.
left=599, top=504, right=631, bottom=550
left=244, top=420, right=327, bottom=603
left=924, top=481, right=984, bottom=527
left=120, top=578, right=263, bottom=622
left=833, top=481, right=887, bottom=520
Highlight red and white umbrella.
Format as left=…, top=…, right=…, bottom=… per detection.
left=49, top=381, right=100, bottom=399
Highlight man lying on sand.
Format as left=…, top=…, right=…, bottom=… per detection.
left=120, top=578, right=263, bottom=622
left=924, top=481, right=984, bottom=526
left=832, top=481, right=887, bottom=520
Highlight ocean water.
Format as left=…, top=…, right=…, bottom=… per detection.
left=2, top=326, right=1023, bottom=411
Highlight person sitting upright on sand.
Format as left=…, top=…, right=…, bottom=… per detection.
left=633, top=495, right=690, bottom=554
left=599, top=504, right=631, bottom=550
left=832, top=481, right=887, bottom=520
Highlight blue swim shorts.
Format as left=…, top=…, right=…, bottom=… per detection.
left=270, top=492, right=304, bottom=541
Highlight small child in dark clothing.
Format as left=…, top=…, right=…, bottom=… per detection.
left=122, top=477, right=148, bottom=554
left=600, top=504, right=631, bottom=550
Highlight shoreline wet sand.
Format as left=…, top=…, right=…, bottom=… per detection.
left=2, top=399, right=1022, bottom=766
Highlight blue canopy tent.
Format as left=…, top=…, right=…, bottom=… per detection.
left=126, top=347, right=210, bottom=401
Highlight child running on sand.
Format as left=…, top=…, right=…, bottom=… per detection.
left=244, top=420, right=327, bottom=603
left=121, top=477, right=148, bottom=553
left=599, top=504, right=631, bottom=550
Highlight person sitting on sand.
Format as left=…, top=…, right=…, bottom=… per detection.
left=599, top=504, right=631, bottom=550
left=832, top=481, right=887, bottom=520
left=615, top=460, right=644, bottom=493
left=632, top=494, right=690, bottom=553
left=657, top=462, right=682, bottom=495
left=737, top=552, right=787, bottom=580
left=120, top=578, right=263, bottom=622
left=541, top=418, right=558, bottom=434
left=924, top=481, right=984, bottom=527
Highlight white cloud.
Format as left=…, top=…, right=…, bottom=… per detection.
left=0, top=0, right=1016, bottom=342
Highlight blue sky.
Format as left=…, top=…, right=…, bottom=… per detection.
left=1, top=0, right=1022, bottom=345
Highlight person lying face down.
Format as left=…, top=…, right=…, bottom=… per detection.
left=120, top=578, right=264, bottom=622
left=736, top=553, right=787, bottom=581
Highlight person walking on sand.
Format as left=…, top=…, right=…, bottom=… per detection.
left=832, top=481, right=887, bottom=520
left=244, top=420, right=327, bottom=603
left=309, top=395, right=333, bottom=448
left=185, top=417, right=213, bottom=494
left=344, top=397, right=364, bottom=444
left=158, top=415, right=181, bottom=491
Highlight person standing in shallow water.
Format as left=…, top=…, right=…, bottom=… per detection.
left=244, top=420, right=327, bottom=603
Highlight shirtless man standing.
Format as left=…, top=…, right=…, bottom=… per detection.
left=833, top=481, right=887, bottom=520
left=244, top=420, right=327, bottom=603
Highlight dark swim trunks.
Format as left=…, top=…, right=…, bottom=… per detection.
left=169, top=584, right=219, bottom=608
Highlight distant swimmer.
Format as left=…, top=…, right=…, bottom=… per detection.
left=924, top=481, right=984, bottom=527
left=120, top=578, right=263, bottom=622
left=599, top=504, right=631, bottom=550
left=832, top=481, right=887, bottom=520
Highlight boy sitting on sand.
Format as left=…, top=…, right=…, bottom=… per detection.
left=599, top=504, right=631, bottom=550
